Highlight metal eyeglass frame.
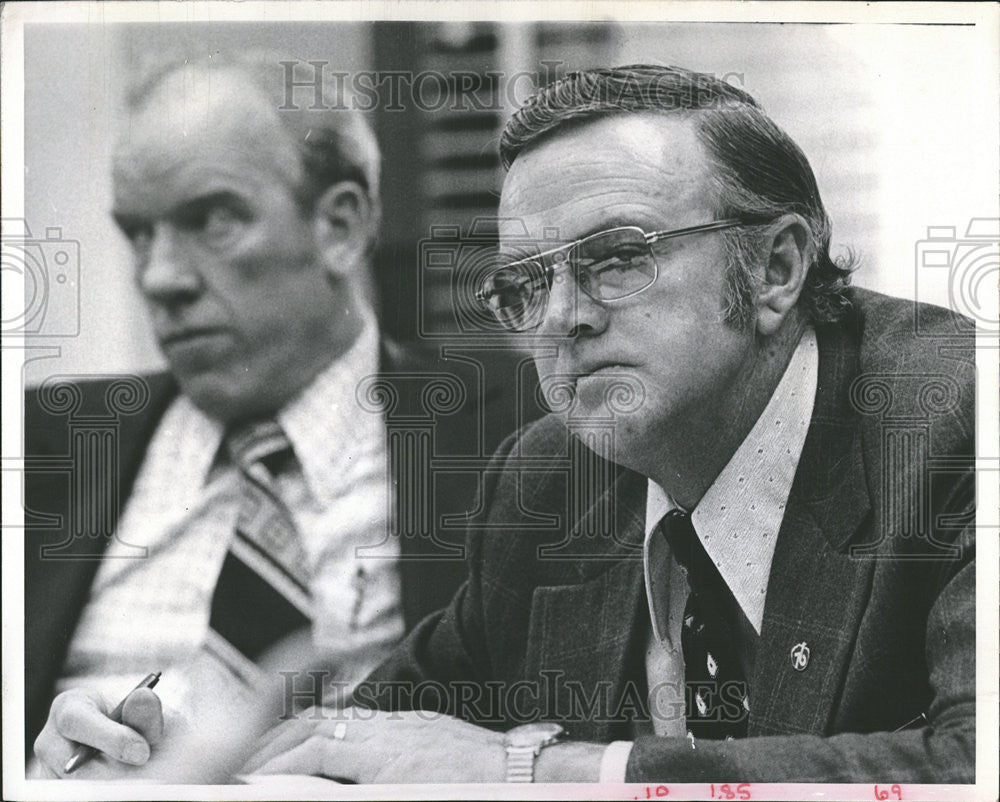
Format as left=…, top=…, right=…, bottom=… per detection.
left=475, top=218, right=745, bottom=330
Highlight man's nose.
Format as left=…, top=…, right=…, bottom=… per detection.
left=136, top=225, right=201, bottom=303
left=538, top=263, right=608, bottom=338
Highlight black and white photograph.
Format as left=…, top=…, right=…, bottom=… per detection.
left=2, top=2, right=998, bottom=800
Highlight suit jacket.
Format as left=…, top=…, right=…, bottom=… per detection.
left=23, top=340, right=543, bottom=752
left=355, top=289, right=976, bottom=783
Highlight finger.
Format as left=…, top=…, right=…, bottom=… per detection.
left=54, top=695, right=150, bottom=765
left=250, top=734, right=328, bottom=778
left=33, top=726, right=77, bottom=777
left=241, top=718, right=320, bottom=774
left=251, top=710, right=319, bottom=753
left=31, top=754, right=60, bottom=779
left=317, top=739, right=383, bottom=784
left=121, top=688, right=164, bottom=745
left=242, top=706, right=339, bottom=770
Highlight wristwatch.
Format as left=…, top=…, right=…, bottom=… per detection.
left=503, top=722, right=564, bottom=782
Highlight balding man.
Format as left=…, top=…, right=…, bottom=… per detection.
left=27, top=53, right=533, bottom=778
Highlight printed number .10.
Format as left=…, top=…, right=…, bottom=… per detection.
left=642, top=786, right=669, bottom=798
left=710, top=783, right=751, bottom=800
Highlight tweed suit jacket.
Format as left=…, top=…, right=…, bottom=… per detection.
left=356, top=289, right=976, bottom=783
left=23, top=340, right=541, bottom=753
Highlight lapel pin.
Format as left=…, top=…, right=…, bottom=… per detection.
left=791, top=641, right=810, bottom=671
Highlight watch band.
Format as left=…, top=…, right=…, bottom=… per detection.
left=504, top=722, right=563, bottom=782
left=505, top=745, right=541, bottom=783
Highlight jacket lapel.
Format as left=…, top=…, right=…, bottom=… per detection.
left=749, top=322, right=875, bottom=737
left=510, top=314, right=879, bottom=740
left=522, top=467, right=649, bottom=742
left=376, top=339, right=527, bottom=626
left=24, top=373, right=177, bottom=748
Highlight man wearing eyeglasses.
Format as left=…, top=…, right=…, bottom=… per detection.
left=239, top=65, right=975, bottom=784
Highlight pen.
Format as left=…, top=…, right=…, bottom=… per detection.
left=64, top=671, right=162, bottom=775
left=892, top=711, right=928, bottom=732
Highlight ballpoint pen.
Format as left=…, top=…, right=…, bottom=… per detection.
left=64, top=671, right=162, bottom=775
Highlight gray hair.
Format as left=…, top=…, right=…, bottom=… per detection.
left=500, top=64, right=856, bottom=326
left=125, top=50, right=381, bottom=222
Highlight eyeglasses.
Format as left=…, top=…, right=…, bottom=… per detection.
left=475, top=219, right=743, bottom=332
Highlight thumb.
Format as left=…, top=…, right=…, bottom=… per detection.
left=121, top=688, right=165, bottom=745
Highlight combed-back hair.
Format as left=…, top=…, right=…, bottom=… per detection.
left=500, top=65, right=856, bottom=325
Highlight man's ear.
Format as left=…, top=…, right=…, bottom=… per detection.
left=754, top=214, right=812, bottom=337
left=311, top=181, right=375, bottom=278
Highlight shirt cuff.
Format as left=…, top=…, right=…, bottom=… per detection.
left=599, top=740, right=635, bottom=783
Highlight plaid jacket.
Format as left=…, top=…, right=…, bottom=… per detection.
left=359, top=288, right=976, bottom=783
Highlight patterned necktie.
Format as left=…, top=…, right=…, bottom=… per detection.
left=657, top=509, right=750, bottom=740
left=209, top=420, right=312, bottom=668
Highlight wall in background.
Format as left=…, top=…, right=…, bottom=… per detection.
left=23, top=24, right=134, bottom=387
left=22, top=22, right=372, bottom=386
left=20, top=21, right=997, bottom=385
left=610, top=21, right=997, bottom=306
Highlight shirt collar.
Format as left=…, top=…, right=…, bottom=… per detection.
left=278, top=305, right=382, bottom=504
left=157, top=395, right=228, bottom=499
left=644, top=327, right=818, bottom=633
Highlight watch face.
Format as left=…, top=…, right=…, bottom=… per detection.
left=505, top=722, right=565, bottom=748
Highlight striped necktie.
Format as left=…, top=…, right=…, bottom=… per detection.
left=657, top=509, right=751, bottom=741
left=209, top=420, right=312, bottom=669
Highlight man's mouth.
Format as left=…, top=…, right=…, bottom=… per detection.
left=159, top=328, right=230, bottom=347
left=540, top=363, right=638, bottom=403
left=585, top=363, right=626, bottom=376
left=574, top=363, right=636, bottom=381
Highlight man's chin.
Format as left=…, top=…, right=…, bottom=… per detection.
left=174, top=373, right=271, bottom=425
left=540, top=369, right=646, bottom=415
left=565, top=416, right=645, bottom=466
left=555, top=370, right=646, bottom=419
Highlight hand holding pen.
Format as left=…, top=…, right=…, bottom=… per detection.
left=33, top=672, right=165, bottom=778
left=64, top=672, right=162, bottom=774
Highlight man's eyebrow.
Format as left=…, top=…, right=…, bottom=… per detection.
left=111, top=210, right=147, bottom=231
left=573, top=218, right=640, bottom=240
left=112, top=191, right=248, bottom=227
left=502, top=218, right=639, bottom=250
left=173, top=190, right=249, bottom=214
left=499, top=218, right=658, bottom=263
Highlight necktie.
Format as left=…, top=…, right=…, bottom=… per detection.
left=209, top=420, right=312, bottom=667
left=657, top=509, right=750, bottom=740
